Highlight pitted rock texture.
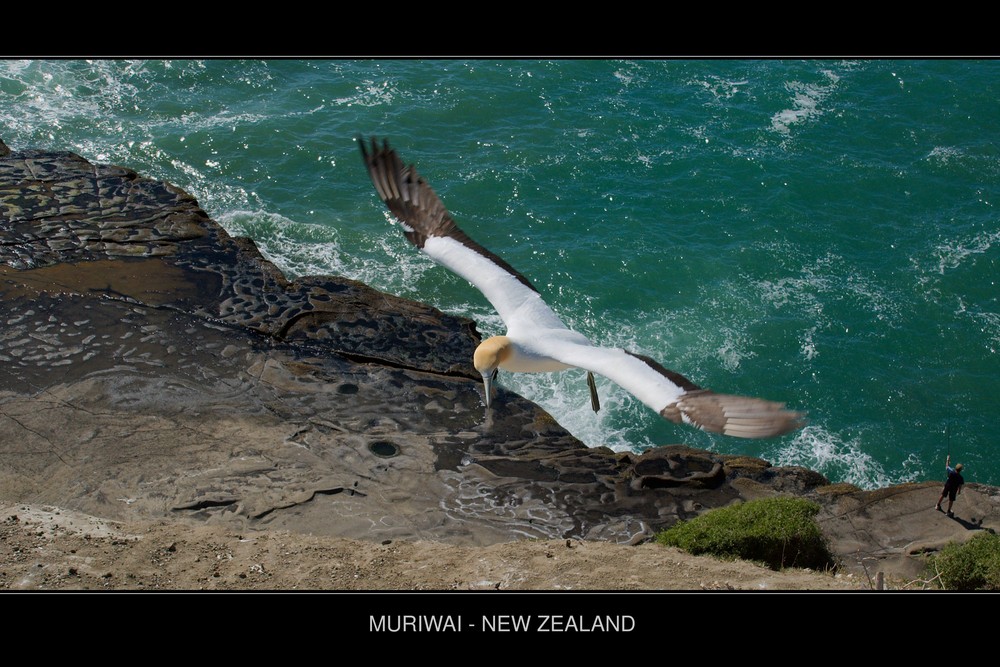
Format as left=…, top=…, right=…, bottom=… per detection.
left=3, top=142, right=999, bottom=582
left=0, top=151, right=208, bottom=269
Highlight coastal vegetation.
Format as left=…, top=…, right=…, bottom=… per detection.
left=925, top=532, right=1000, bottom=590
left=656, top=496, right=834, bottom=571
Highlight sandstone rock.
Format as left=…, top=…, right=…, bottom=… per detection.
left=3, top=141, right=999, bottom=583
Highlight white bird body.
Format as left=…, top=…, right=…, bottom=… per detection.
left=360, top=137, right=804, bottom=439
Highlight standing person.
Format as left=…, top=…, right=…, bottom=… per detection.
left=935, top=455, right=965, bottom=517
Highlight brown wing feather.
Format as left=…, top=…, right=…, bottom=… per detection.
left=359, top=136, right=538, bottom=292
left=626, top=351, right=805, bottom=438
left=666, top=391, right=806, bottom=438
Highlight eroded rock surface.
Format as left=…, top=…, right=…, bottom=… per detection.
left=2, top=143, right=998, bottom=582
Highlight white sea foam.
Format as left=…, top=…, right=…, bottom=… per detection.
left=714, top=326, right=756, bottom=372
left=335, top=80, right=397, bottom=107
left=965, top=310, right=1000, bottom=353
left=172, top=109, right=270, bottom=133
left=770, top=69, right=841, bottom=136
left=752, top=248, right=904, bottom=363
left=503, top=367, right=652, bottom=452
left=1, top=60, right=273, bottom=220
left=931, top=228, right=1000, bottom=275
left=365, top=231, right=422, bottom=285
left=690, top=75, right=751, bottom=102
left=774, top=424, right=907, bottom=490
left=611, top=62, right=651, bottom=89
left=925, top=145, right=966, bottom=164
left=1, top=60, right=142, bottom=144
left=754, top=248, right=833, bottom=316
left=800, top=326, right=819, bottom=361
left=216, top=210, right=349, bottom=280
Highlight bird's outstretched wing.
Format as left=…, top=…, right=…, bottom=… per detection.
left=360, top=136, right=568, bottom=332
left=545, top=342, right=806, bottom=438
left=360, top=137, right=806, bottom=439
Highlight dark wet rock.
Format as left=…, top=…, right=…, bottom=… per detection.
left=627, top=446, right=726, bottom=490
left=3, top=141, right=1000, bottom=582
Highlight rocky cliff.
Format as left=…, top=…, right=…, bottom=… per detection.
left=2, top=138, right=997, bottom=584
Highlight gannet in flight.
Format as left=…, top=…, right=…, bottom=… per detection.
left=359, top=137, right=805, bottom=438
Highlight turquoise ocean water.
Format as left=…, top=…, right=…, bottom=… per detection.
left=2, top=59, right=998, bottom=489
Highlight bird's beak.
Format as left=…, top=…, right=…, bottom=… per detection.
left=481, top=369, right=497, bottom=408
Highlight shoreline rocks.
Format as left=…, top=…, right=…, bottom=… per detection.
left=2, top=141, right=997, bottom=583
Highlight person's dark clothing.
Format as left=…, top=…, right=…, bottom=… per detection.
left=943, top=466, right=964, bottom=501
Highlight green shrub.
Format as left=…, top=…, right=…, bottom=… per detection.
left=926, top=532, right=1000, bottom=591
left=656, top=496, right=834, bottom=570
